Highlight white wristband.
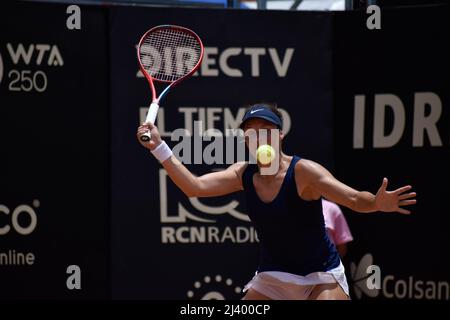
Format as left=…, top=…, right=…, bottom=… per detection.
left=150, top=141, right=173, bottom=163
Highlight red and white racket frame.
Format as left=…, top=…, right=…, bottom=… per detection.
left=137, top=25, right=204, bottom=141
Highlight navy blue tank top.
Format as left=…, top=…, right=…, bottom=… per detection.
left=242, top=155, right=340, bottom=276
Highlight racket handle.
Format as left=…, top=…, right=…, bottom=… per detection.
left=140, top=102, right=160, bottom=142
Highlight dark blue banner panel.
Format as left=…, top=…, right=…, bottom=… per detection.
left=333, top=5, right=450, bottom=300
left=0, top=2, right=109, bottom=298
left=110, top=6, right=333, bottom=299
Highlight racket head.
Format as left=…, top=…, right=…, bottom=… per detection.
left=137, top=25, right=204, bottom=87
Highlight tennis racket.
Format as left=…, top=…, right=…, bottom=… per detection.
left=137, top=25, right=204, bottom=142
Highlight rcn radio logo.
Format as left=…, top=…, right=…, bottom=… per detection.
left=158, top=169, right=257, bottom=244
left=351, top=253, right=450, bottom=300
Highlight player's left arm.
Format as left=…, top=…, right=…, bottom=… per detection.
left=298, top=160, right=416, bottom=214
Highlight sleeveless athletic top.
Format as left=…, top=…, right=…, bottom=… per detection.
left=242, top=155, right=341, bottom=276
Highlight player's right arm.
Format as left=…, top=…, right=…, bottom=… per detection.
left=137, top=122, right=246, bottom=198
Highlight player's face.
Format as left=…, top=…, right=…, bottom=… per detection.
left=243, top=118, right=283, bottom=158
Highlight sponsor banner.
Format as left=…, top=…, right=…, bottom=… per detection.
left=110, top=6, right=333, bottom=298
left=3, top=1, right=447, bottom=300
left=350, top=253, right=450, bottom=300
left=334, top=5, right=450, bottom=300
left=0, top=2, right=109, bottom=298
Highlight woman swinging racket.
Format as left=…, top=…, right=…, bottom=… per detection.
left=137, top=103, right=416, bottom=300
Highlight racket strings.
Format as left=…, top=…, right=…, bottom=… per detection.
left=140, top=28, right=202, bottom=82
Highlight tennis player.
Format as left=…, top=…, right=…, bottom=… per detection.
left=136, top=103, right=416, bottom=300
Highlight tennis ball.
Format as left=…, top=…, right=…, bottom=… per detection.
left=257, top=144, right=276, bottom=165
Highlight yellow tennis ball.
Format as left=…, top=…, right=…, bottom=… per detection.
left=257, top=144, right=275, bottom=165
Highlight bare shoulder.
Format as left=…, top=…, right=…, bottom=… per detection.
left=235, top=161, right=249, bottom=173
left=294, top=158, right=323, bottom=200
left=227, top=161, right=249, bottom=182
left=228, top=161, right=248, bottom=172
left=295, top=158, right=324, bottom=177
left=295, top=158, right=333, bottom=189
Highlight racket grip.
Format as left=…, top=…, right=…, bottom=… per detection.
left=146, top=102, right=160, bottom=124
left=140, top=102, right=160, bottom=142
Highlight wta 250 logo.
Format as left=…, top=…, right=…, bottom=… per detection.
left=6, top=43, right=63, bottom=66
left=1, top=43, right=64, bottom=93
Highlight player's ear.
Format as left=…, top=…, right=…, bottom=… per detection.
left=280, top=130, right=284, bottom=140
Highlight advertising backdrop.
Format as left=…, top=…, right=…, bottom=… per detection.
left=110, top=6, right=334, bottom=299
left=0, top=2, right=109, bottom=298
left=1, top=1, right=448, bottom=300
left=333, top=6, right=450, bottom=300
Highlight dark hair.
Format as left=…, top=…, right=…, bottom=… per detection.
left=244, top=102, right=283, bottom=122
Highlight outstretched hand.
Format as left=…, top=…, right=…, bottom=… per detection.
left=375, top=178, right=416, bottom=214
